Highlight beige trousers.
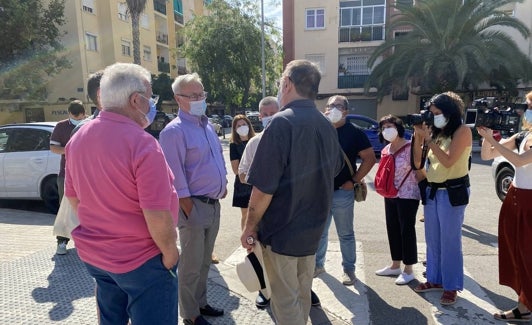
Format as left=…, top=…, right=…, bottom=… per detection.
left=263, top=245, right=315, bottom=325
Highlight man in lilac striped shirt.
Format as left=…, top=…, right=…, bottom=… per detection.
left=160, top=73, right=227, bottom=325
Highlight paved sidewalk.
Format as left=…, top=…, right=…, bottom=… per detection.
left=0, top=208, right=354, bottom=324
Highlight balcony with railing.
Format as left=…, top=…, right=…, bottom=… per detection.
left=339, top=26, right=384, bottom=43
left=338, top=75, right=369, bottom=89
left=154, top=0, right=166, bottom=15
left=156, top=32, right=168, bottom=45
left=174, top=11, right=184, bottom=24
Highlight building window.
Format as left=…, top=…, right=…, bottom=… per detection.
left=339, top=0, right=385, bottom=42
left=140, top=13, right=149, bottom=29
left=305, top=54, right=326, bottom=75
left=85, top=33, right=97, bottom=51
left=82, top=0, right=95, bottom=14
left=346, top=55, right=371, bottom=75
left=118, top=2, right=128, bottom=21
left=306, top=8, right=325, bottom=30
left=121, top=40, right=131, bottom=57
left=143, top=46, right=152, bottom=61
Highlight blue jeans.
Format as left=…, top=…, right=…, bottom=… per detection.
left=424, top=188, right=468, bottom=291
left=315, top=189, right=356, bottom=272
left=84, top=254, right=178, bottom=325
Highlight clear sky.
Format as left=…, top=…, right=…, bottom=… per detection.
left=264, top=0, right=282, bottom=31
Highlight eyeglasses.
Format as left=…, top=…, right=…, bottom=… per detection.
left=176, top=91, right=208, bottom=101
left=327, top=104, right=345, bottom=110
left=138, top=93, right=159, bottom=106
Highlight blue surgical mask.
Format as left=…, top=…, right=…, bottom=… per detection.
left=69, top=118, right=82, bottom=126
left=189, top=99, right=207, bottom=116
left=525, top=109, right=532, bottom=123
left=137, top=96, right=157, bottom=127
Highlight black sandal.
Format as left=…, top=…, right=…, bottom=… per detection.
left=494, top=307, right=532, bottom=322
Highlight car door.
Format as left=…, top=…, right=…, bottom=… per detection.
left=3, top=127, right=52, bottom=198
left=0, top=128, right=10, bottom=195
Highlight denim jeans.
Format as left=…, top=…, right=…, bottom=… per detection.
left=315, top=189, right=356, bottom=272
left=84, top=254, right=178, bottom=325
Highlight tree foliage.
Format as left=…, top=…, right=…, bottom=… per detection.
left=179, top=0, right=282, bottom=110
left=365, top=0, right=532, bottom=100
left=0, top=0, right=70, bottom=100
left=152, top=73, right=175, bottom=109
left=125, top=0, right=147, bottom=65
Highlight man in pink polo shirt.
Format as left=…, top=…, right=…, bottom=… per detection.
left=64, top=63, right=179, bottom=324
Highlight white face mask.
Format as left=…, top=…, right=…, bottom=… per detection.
left=236, top=125, right=249, bottom=137
left=189, top=99, right=207, bottom=116
left=261, top=115, right=274, bottom=128
left=382, top=127, right=398, bottom=142
left=433, top=114, right=448, bottom=129
left=328, top=108, right=343, bottom=124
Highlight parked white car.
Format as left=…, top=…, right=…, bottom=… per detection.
left=208, top=118, right=222, bottom=135
left=0, top=122, right=60, bottom=212
left=492, top=156, right=514, bottom=202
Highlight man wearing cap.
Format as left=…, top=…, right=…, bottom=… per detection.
left=160, top=73, right=227, bottom=325
left=241, top=60, right=343, bottom=324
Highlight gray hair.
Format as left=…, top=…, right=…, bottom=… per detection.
left=171, top=73, right=203, bottom=95
left=258, top=96, right=279, bottom=112
left=100, top=63, right=151, bottom=110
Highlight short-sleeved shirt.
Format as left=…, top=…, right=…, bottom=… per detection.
left=238, top=133, right=262, bottom=181
left=64, top=111, right=179, bottom=274
left=50, top=119, right=76, bottom=177
left=159, top=110, right=227, bottom=199
left=247, top=99, right=344, bottom=257
left=334, top=123, right=372, bottom=189
left=381, top=142, right=420, bottom=200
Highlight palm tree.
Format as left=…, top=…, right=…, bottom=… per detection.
left=366, top=0, right=532, bottom=99
left=126, top=0, right=148, bottom=65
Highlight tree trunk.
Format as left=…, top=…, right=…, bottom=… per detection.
left=131, top=12, right=141, bottom=65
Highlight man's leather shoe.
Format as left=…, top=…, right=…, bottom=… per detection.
left=183, top=316, right=211, bottom=325
left=199, top=304, right=224, bottom=317
left=255, top=291, right=270, bottom=309
left=311, top=290, right=321, bottom=307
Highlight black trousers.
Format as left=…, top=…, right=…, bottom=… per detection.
left=384, top=198, right=420, bottom=265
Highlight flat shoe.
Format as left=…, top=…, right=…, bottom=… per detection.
left=375, top=266, right=402, bottom=276
left=199, top=304, right=224, bottom=317
left=395, top=272, right=415, bottom=285
left=414, top=282, right=443, bottom=293
left=494, top=307, right=532, bottom=322
left=440, top=290, right=457, bottom=305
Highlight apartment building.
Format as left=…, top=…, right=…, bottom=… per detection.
left=47, top=0, right=210, bottom=112
left=283, top=0, right=532, bottom=119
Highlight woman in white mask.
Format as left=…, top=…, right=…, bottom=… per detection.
left=229, top=115, right=256, bottom=228
left=374, top=115, right=421, bottom=285
left=412, top=92, right=472, bottom=306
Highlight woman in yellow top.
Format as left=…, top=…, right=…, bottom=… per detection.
left=412, top=92, right=472, bottom=306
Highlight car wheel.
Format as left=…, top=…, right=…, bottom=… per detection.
left=495, top=166, right=514, bottom=202
left=42, top=176, right=59, bottom=214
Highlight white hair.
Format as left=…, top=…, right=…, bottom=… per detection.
left=100, top=63, right=151, bottom=110
left=171, top=73, right=203, bottom=95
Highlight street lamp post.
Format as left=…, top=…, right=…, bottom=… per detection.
left=261, top=0, right=266, bottom=98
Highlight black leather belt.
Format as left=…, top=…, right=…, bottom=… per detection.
left=191, top=195, right=219, bottom=205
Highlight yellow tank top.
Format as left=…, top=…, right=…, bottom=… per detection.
left=426, top=137, right=471, bottom=183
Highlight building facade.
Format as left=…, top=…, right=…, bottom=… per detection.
left=283, top=0, right=532, bottom=119
left=0, top=0, right=212, bottom=124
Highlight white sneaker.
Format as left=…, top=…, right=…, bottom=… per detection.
left=56, top=242, right=67, bottom=255
left=395, top=272, right=415, bottom=285
left=375, top=266, right=402, bottom=276
left=313, top=267, right=325, bottom=278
